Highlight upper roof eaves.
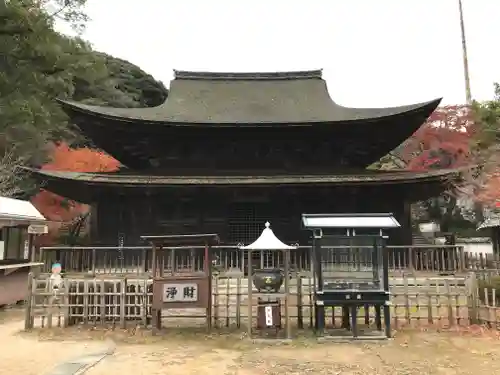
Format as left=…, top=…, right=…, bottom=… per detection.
left=56, top=69, right=442, bottom=126
left=173, top=69, right=323, bottom=80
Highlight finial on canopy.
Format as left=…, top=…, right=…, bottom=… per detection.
left=238, top=221, right=297, bottom=250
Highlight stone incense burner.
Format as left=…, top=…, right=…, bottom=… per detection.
left=252, top=268, right=284, bottom=293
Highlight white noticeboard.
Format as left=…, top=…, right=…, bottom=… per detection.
left=28, top=224, right=48, bottom=235
left=265, top=305, right=274, bottom=326
left=23, top=240, right=29, bottom=259
left=162, top=283, right=198, bottom=303
left=419, top=222, right=440, bottom=233
left=0, top=241, right=4, bottom=260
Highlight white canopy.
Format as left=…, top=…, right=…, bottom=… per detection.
left=238, top=222, right=297, bottom=250
left=0, top=196, right=46, bottom=228
left=302, top=213, right=401, bottom=229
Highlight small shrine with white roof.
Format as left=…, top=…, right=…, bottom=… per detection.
left=239, top=221, right=294, bottom=340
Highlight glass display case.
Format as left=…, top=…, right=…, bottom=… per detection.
left=319, top=233, right=385, bottom=292
left=302, top=213, right=400, bottom=339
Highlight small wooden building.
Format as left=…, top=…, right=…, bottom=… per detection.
left=0, top=196, right=46, bottom=260
left=0, top=196, right=46, bottom=306
left=29, top=70, right=459, bottom=246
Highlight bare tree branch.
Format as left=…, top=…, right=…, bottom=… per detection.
left=386, top=151, right=408, bottom=168
left=0, top=149, right=31, bottom=197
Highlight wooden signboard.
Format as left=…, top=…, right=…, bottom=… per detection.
left=152, top=276, right=210, bottom=310
left=141, top=233, right=219, bottom=334
left=151, top=276, right=211, bottom=333
left=28, top=224, right=48, bottom=234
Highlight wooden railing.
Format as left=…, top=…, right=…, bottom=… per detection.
left=388, top=245, right=464, bottom=274
left=35, top=244, right=498, bottom=276
left=24, top=272, right=500, bottom=330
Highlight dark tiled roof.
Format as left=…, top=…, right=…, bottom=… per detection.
left=173, top=70, right=324, bottom=80
left=58, top=69, right=441, bottom=125
left=29, top=168, right=461, bottom=186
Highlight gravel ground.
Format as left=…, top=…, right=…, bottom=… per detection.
left=87, top=334, right=500, bottom=375
left=24, top=324, right=500, bottom=375
left=0, top=306, right=109, bottom=375
left=3, top=304, right=500, bottom=375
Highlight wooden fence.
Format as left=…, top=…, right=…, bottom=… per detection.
left=24, top=272, right=500, bottom=331
left=37, top=244, right=500, bottom=276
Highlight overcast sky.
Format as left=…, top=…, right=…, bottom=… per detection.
left=56, top=0, right=499, bottom=107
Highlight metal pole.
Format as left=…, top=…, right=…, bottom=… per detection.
left=458, top=0, right=472, bottom=104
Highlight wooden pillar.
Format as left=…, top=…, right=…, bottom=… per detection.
left=401, top=201, right=413, bottom=245
left=388, top=194, right=412, bottom=246
left=95, top=193, right=119, bottom=245
left=117, top=193, right=126, bottom=244
left=89, top=202, right=99, bottom=243
left=492, top=227, right=500, bottom=256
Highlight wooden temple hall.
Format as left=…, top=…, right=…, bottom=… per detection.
left=30, top=70, right=460, bottom=269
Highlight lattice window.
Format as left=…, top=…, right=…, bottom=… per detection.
left=228, top=204, right=267, bottom=245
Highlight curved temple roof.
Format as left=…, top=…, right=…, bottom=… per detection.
left=58, top=69, right=441, bottom=126
left=28, top=167, right=461, bottom=204
left=30, top=167, right=459, bottom=186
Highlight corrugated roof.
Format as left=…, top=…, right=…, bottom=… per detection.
left=58, top=70, right=441, bottom=125
left=477, top=216, right=500, bottom=230
left=0, top=196, right=46, bottom=226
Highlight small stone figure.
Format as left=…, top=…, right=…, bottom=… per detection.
left=47, top=263, right=64, bottom=321
left=49, top=263, right=62, bottom=291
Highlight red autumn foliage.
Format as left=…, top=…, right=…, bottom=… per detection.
left=31, top=143, right=119, bottom=242
left=395, top=105, right=500, bottom=209
left=477, top=173, right=500, bottom=207
left=41, top=143, right=120, bottom=174
left=398, top=105, right=473, bottom=171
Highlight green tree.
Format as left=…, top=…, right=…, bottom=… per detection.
left=1, top=0, right=167, bottom=158
left=74, top=53, right=168, bottom=108
left=468, top=84, right=500, bottom=212
left=0, top=0, right=88, bottom=35
left=0, top=0, right=103, bottom=162
left=0, top=0, right=167, bottom=195
left=472, top=83, right=500, bottom=158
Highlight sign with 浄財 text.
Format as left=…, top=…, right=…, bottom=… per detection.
left=152, top=277, right=209, bottom=310
left=162, top=283, right=198, bottom=303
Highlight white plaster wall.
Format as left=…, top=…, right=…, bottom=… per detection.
left=458, top=242, right=493, bottom=255
left=435, top=237, right=494, bottom=254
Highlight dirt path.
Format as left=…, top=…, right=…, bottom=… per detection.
left=3, top=304, right=500, bottom=375
left=82, top=329, right=500, bottom=375
left=0, top=307, right=109, bottom=375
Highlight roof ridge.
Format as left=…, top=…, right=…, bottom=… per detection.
left=173, top=70, right=323, bottom=81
